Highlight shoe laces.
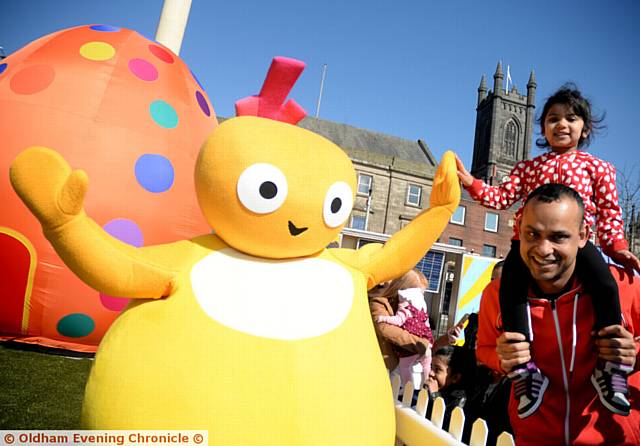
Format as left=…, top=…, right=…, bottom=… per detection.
left=513, top=369, right=543, bottom=399
left=609, top=370, right=628, bottom=394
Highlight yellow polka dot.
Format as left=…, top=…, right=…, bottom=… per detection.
left=79, top=41, right=116, bottom=61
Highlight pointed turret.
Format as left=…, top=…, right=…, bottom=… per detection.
left=493, top=61, right=503, bottom=97
left=527, top=70, right=537, bottom=106
left=477, top=74, right=488, bottom=106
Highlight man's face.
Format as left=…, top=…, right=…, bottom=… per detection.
left=519, top=197, right=587, bottom=294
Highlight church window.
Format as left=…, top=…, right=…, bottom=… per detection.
left=504, top=120, right=517, bottom=157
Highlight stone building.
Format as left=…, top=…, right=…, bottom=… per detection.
left=299, top=117, right=438, bottom=237
left=439, top=62, right=537, bottom=258
left=471, top=62, right=537, bottom=185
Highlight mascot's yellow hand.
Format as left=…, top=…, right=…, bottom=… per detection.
left=429, top=150, right=460, bottom=213
left=10, top=146, right=88, bottom=229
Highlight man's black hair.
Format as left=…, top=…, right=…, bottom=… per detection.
left=524, top=183, right=585, bottom=225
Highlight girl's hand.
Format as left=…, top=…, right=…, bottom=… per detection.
left=609, top=249, right=640, bottom=275
left=426, top=377, right=439, bottom=393
left=455, top=155, right=474, bottom=187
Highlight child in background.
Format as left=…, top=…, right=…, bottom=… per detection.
left=377, top=286, right=434, bottom=389
left=369, top=269, right=435, bottom=388
left=427, top=346, right=477, bottom=431
left=456, top=84, right=640, bottom=418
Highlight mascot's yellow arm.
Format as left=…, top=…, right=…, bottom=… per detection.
left=330, top=151, right=460, bottom=289
left=10, top=147, right=177, bottom=298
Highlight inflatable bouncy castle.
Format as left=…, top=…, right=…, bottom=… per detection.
left=0, top=25, right=217, bottom=352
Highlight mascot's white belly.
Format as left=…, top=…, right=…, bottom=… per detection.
left=191, top=248, right=354, bottom=339
left=82, top=241, right=395, bottom=446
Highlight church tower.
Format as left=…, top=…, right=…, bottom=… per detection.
left=471, top=62, right=537, bottom=184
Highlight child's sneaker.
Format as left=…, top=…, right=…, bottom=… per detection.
left=508, top=362, right=549, bottom=419
left=591, top=361, right=632, bottom=416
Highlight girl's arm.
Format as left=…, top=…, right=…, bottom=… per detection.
left=377, top=302, right=410, bottom=326
left=456, top=155, right=526, bottom=210
left=593, top=161, right=640, bottom=273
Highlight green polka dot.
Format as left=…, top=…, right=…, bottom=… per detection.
left=57, top=313, right=95, bottom=338
left=150, top=100, right=178, bottom=128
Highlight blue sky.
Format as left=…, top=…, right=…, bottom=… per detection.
left=2, top=0, right=640, bottom=175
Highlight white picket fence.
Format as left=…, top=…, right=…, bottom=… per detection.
left=391, top=375, right=515, bottom=446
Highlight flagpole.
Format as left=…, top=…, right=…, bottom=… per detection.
left=155, top=0, right=193, bottom=55
left=315, top=64, right=327, bottom=118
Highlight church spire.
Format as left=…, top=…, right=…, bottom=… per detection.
left=527, top=70, right=537, bottom=106
left=493, top=61, right=503, bottom=97
left=477, top=74, right=488, bottom=106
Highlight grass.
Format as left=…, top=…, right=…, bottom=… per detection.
left=0, top=342, right=93, bottom=429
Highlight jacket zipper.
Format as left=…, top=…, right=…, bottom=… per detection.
left=550, top=299, right=571, bottom=446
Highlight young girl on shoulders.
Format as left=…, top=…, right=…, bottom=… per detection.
left=456, top=84, right=640, bottom=418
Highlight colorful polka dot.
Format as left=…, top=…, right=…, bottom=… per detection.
left=79, top=41, right=116, bottom=61
left=10, top=65, right=55, bottom=95
left=57, top=313, right=95, bottom=338
left=135, top=154, right=175, bottom=192
left=129, top=58, right=158, bottom=81
left=90, top=24, right=121, bottom=32
left=0, top=63, right=7, bottom=75
left=103, top=219, right=144, bottom=247
left=195, top=91, right=210, bottom=117
left=100, top=295, right=130, bottom=312
left=148, top=44, right=174, bottom=64
left=150, top=100, right=178, bottom=128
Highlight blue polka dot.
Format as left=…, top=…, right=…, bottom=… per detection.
left=150, top=100, right=178, bottom=128
left=135, top=154, right=175, bottom=193
left=191, top=69, right=205, bottom=90
left=0, top=63, right=7, bottom=75
left=90, top=24, right=121, bottom=32
left=57, top=313, right=95, bottom=338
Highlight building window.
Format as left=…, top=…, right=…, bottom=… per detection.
left=415, top=250, right=445, bottom=293
left=451, top=206, right=466, bottom=225
left=406, top=184, right=422, bottom=207
left=448, top=237, right=463, bottom=247
left=485, top=212, right=499, bottom=232
left=503, top=120, right=517, bottom=158
left=483, top=244, right=497, bottom=258
left=350, top=214, right=366, bottom=230
left=357, top=173, right=372, bottom=196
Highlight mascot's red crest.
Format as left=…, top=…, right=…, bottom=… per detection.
left=234, top=56, right=307, bottom=124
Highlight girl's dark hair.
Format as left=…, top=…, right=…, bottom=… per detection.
left=536, top=82, right=605, bottom=149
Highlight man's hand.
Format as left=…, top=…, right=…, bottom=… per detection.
left=593, top=325, right=637, bottom=368
left=496, top=332, right=531, bottom=373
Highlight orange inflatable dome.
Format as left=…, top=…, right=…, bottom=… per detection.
left=0, top=25, right=217, bottom=352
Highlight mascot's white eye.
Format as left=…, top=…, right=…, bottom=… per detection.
left=323, top=181, right=353, bottom=228
left=237, top=163, right=288, bottom=214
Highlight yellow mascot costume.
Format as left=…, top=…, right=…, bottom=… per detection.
left=10, top=56, right=460, bottom=445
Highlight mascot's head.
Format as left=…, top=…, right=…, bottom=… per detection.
left=195, top=57, right=356, bottom=259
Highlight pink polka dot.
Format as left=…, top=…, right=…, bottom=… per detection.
left=128, top=58, right=158, bottom=81
left=10, top=65, right=55, bottom=95
left=100, top=294, right=130, bottom=312
left=148, top=44, right=174, bottom=64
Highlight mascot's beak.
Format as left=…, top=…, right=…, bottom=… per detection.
left=288, top=221, right=308, bottom=236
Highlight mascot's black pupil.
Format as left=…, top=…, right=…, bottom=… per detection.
left=259, top=181, right=278, bottom=199
left=331, top=197, right=342, bottom=213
